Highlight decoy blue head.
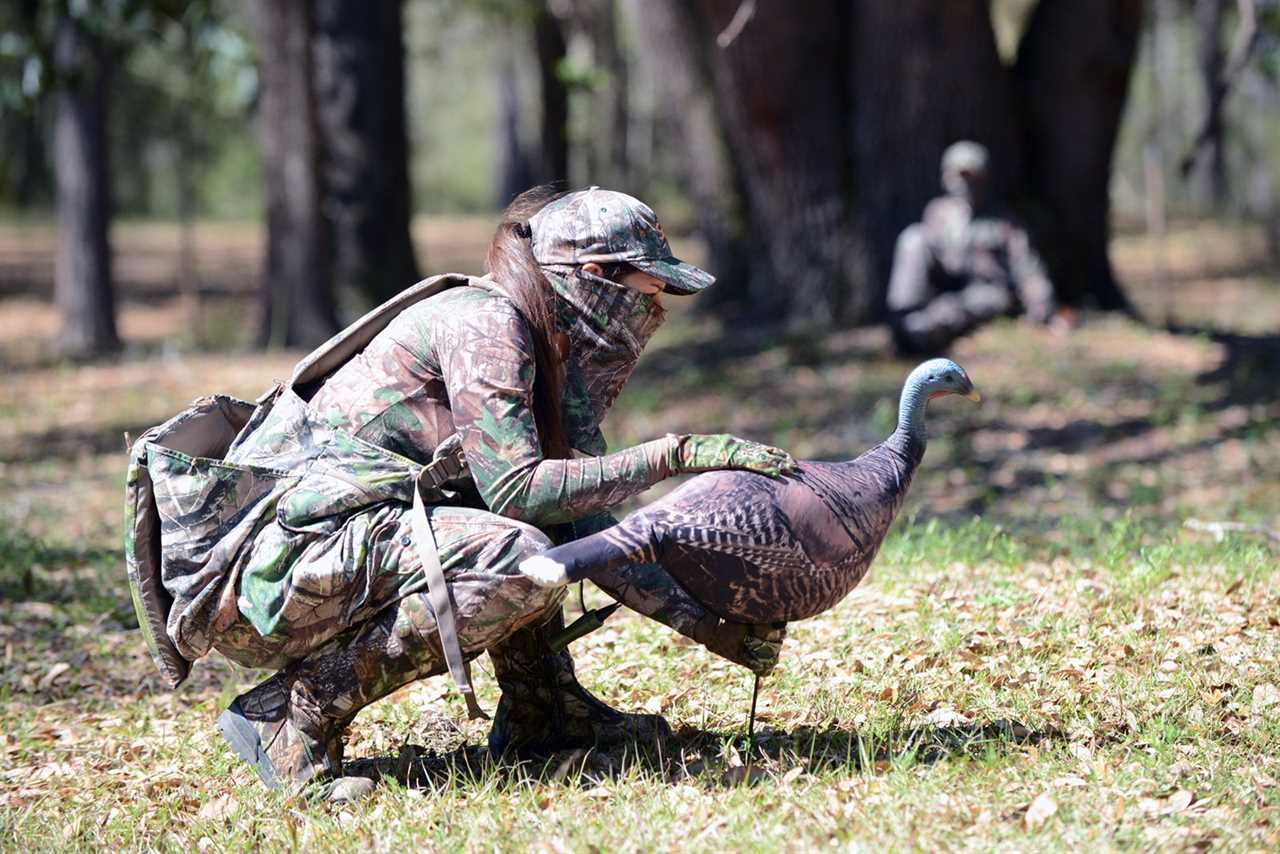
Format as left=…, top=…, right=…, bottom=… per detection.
left=907, top=358, right=981, bottom=403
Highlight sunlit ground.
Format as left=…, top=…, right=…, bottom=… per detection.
left=0, top=219, right=1277, bottom=849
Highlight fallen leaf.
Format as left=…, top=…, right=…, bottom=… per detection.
left=781, top=766, right=805, bottom=784
left=197, top=793, right=235, bottom=822
left=1166, top=789, right=1194, bottom=812
left=1025, top=792, right=1058, bottom=830
left=583, top=785, right=612, bottom=800
left=1252, top=683, right=1280, bottom=716
left=924, top=707, right=971, bottom=728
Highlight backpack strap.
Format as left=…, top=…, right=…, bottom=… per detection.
left=411, top=466, right=488, bottom=720
left=290, top=274, right=471, bottom=393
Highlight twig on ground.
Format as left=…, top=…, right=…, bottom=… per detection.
left=1184, top=517, right=1280, bottom=545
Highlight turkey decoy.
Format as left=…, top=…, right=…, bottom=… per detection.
left=519, top=358, right=980, bottom=625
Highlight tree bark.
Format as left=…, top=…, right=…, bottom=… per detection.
left=52, top=16, right=119, bottom=358
left=533, top=2, right=570, bottom=184
left=496, top=45, right=537, bottom=206
left=693, top=0, right=869, bottom=327
left=312, top=0, right=420, bottom=306
left=850, top=0, right=1024, bottom=293
left=1015, top=0, right=1144, bottom=312
left=1190, top=0, right=1230, bottom=208
left=250, top=0, right=338, bottom=349
left=628, top=0, right=750, bottom=308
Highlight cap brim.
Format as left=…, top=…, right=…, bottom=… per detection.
left=630, top=256, right=715, bottom=296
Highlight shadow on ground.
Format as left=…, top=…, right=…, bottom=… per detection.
left=340, top=718, right=1064, bottom=793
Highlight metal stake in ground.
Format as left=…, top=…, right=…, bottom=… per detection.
left=747, top=673, right=761, bottom=751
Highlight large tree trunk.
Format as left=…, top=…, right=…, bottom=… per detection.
left=52, top=16, right=119, bottom=358
left=628, top=0, right=750, bottom=308
left=312, top=0, right=420, bottom=306
left=693, top=0, right=869, bottom=327
left=850, top=0, right=1024, bottom=294
left=533, top=2, right=570, bottom=184
left=251, top=1, right=338, bottom=349
left=1015, top=0, right=1144, bottom=312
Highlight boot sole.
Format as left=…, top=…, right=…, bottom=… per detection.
left=218, top=699, right=281, bottom=789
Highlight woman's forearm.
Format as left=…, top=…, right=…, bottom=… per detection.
left=480, top=437, right=677, bottom=526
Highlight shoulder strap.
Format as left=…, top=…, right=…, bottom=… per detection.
left=412, top=468, right=488, bottom=720
left=289, top=273, right=472, bottom=391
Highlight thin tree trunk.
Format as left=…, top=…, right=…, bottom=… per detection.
left=251, top=0, right=338, bottom=349
left=1190, top=0, right=1229, bottom=207
left=534, top=2, right=570, bottom=184
left=1015, top=0, right=1144, bottom=312
left=496, top=45, right=536, bottom=206
left=693, top=0, right=869, bottom=327
left=52, top=16, right=119, bottom=358
left=628, top=0, right=750, bottom=308
left=592, top=0, right=629, bottom=187
left=312, top=0, right=420, bottom=306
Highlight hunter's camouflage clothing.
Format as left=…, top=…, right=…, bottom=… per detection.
left=529, top=187, right=715, bottom=296
left=128, top=187, right=793, bottom=790
left=887, top=143, right=1056, bottom=354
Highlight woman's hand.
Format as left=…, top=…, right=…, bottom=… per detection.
left=670, top=433, right=796, bottom=478
left=696, top=618, right=788, bottom=675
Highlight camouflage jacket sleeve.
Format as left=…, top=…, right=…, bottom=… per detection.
left=440, top=300, right=677, bottom=526
left=1006, top=224, right=1056, bottom=323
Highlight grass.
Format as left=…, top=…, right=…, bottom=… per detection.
left=1, top=220, right=1278, bottom=850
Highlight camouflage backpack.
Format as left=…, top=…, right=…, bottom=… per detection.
left=124, top=274, right=486, bottom=718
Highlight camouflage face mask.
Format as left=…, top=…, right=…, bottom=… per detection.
left=544, top=267, right=667, bottom=418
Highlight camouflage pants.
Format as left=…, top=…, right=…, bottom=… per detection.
left=214, top=503, right=567, bottom=694
left=886, top=224, right=1016, bottom=353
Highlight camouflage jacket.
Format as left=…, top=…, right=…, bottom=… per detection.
left=126, top=274, right=684, bottom=682
left=920, top=196, right=1055, bottom=322
left=305, top=276, right=677, bottom=526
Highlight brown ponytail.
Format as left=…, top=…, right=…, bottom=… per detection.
left=486, top=186, right=572, bottom=459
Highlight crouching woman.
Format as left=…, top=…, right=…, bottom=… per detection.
left=127, top=186, right=790, bottom=797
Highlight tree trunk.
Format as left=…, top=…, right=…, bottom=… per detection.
left=1015, top=0, right=1144, bottom=312
left=628, top=0, right=750, bottom=308
left=250, top=0, right=338, bottom=349
left=850, top=0, right=1024, bottom=294
left=693, top=0, right=869, bottom=327
left=52, top=16, right=119, bottom=358
left=1190, top=0, right=1229, bottom=208
left=312, top=0, right=420, bottom=306
left=582, top=0, right=629, bottom=188
left=534, top=2, right=570, bottom=184
left=496, top=45, right=537, bottom=206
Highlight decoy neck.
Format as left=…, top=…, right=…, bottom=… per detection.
left=887, top=358, right=980, bottom=458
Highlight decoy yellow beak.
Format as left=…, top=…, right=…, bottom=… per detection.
left=964, top=388, right=982, bottom=403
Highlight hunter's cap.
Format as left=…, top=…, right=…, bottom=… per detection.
left=941, top=140, right=990, bottom=176
left=529, top=187, right=714, bottom=295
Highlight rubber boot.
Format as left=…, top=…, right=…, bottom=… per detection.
left=486, top=609, right=671, bottom=757
left=218, top=594, right=447, bottom=794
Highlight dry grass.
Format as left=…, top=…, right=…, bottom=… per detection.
left=0, top=219, right=1277, bottom=851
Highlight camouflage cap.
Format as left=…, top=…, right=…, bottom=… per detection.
left=529, top=187, right=714, bottom=295
left=941, top=141, right=989, bottom=176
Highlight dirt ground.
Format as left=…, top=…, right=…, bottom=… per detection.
left=0, top=218, right=1277, bottom=849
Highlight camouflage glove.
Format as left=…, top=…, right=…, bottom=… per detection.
left=668, top=433, right=796, bottom=478
left=695, top=617, right=788, bottom=675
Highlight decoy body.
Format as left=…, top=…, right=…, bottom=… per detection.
left=520, top=359, right=980, bottom=625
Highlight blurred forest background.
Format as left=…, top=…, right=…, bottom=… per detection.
left=0, top=0, right=1278, bottom=357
